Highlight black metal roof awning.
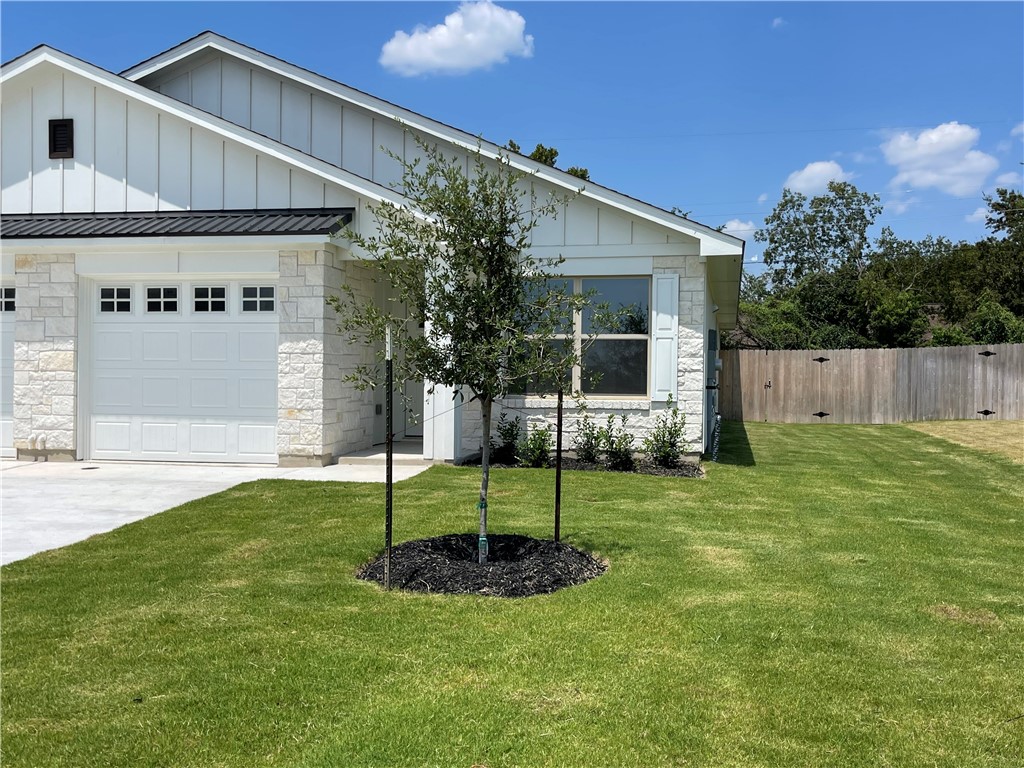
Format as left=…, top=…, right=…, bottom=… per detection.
left=0, top=208, right=353, bottom=239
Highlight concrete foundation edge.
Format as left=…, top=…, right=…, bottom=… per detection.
left=16, top=449, right=77, bottom=462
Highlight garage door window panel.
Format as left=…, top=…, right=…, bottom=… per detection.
left=2, top=288, right=14, bottom=312
left=99, top=286, right=132, bottom=314
left=146, top=286, right=179, bottom=314
left=242, top=286, right=275, bottom=313
left=193, top=286, right=227, bottom=313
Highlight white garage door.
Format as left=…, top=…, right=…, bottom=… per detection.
left=89, top=280, right=278, bottom=463
left=1, top=287, right=14, bottom=458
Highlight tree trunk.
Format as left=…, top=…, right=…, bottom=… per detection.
left=478, top=395, right=493, bottom=564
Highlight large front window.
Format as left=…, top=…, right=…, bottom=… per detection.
left=520, top=276, right=650, bottom=397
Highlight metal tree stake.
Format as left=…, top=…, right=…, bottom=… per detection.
left=384, top=326, right=393, bottom=591
left=555, top=387, right=563, bottom=542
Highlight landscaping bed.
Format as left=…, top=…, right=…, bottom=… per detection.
left=357, top=533, right=606, bottom=597
left=463, top=455, right=704, bottom=478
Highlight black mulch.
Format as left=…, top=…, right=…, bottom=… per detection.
left=466, top=456, right=705, bottom=478
left=357, top=533, right=607, bottom=598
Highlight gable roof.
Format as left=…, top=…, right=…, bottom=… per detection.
left=120, top=31, right=744, bottom=257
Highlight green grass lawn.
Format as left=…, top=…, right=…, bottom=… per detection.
left=2, top=423, right=1022, bottom=767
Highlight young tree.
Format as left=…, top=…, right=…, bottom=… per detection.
left=329, top=138, right=588, bottom=563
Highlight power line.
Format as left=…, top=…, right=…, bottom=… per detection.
left=546, top=118, right=1021, bottom=143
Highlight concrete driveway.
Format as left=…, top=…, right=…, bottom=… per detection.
left=0, top=458, right=431, bottom=565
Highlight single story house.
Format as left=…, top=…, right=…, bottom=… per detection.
left=0, top=31, right=743, bottom=466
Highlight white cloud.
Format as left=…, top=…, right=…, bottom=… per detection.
left=771, top=17, right=786, bottom=29
left=881, top=122, right=998, bottom=196
left=965, top=207, right=988, bottom=224
left=722, top=219, right=757, bottom=241
left=757, top=192, right=768, bottom=204
left=1012, top=122, right=1024, bottom=138
left=887, top=196, right=920, bottom=216
left=995, top=171, right=1023, bottom=187
left=784, top=160, right=851, bottom=195
left=380, top=1, right=534, bottom=76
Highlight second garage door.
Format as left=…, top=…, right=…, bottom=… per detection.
left=88, top=279, right=278, bottom=463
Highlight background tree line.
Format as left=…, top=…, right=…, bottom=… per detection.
left=727, top=183, right=1024, bottom=349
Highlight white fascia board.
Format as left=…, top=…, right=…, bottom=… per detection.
left=118, top=34, right=744, bottom=254
left=119, top=31, right=223, bottom=79
left=0, top=47, right=412, bottom=214
left=526, top=243, right=699, bottom=259
left=1, top=234, right=333, bottom=255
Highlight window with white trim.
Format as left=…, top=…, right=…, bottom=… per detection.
left=99, top=286, right=132, bottom=313
left=241, top=286, right=275, bottom=313
left=146, top=286, right=178, bottom=313
left=193, top=286, right=227, bottom=313
left=1, top=287, right=14, bottom=312
left=580, top=277, right=650, bottom=396
left=518, top=277, right=651, bottom=397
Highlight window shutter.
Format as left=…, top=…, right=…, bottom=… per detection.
left=650, top=272, right=679, bottom=402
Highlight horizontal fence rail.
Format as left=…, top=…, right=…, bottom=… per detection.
left=719, top=344, right=1023, bottom=423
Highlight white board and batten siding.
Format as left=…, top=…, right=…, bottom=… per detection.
left=0, top=62, right=359, bottom=214
left=139, top=54, right=410, bottom=192
left=133, top=51, right=704, bottom=254
left=86, top=278, right=278, bottom=463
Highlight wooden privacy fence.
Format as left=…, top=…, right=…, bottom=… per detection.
left=719, top=344, right=1023, bottom=423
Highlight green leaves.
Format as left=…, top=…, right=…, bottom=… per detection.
left=737, top=183, right=1022, bottom=350
left=330, top=135, right=582, bottom=403
left=756, top=181, right=882, bottom=289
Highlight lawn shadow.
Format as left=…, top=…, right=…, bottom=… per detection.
left=713, top=420, right=756, bottom=466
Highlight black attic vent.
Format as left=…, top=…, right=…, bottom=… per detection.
left=49, top=119, right=74, bottom=159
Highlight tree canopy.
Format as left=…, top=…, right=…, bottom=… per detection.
left=730, top=186, right=1024, bottom=349
left=506, top=139, right=590, bottom=180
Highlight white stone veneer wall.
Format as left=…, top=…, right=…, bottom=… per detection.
left=659, top=253, right=706, bottom=451
left=458, top=254, right=707, bottom=459
left=12, top=253, right=77, bottom=460
left=277, top=249, right=376, bottom=465
left=326, top=260, right=376, bottom=456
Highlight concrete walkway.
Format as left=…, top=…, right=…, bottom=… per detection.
left=0, top=458, right=432, bottom=566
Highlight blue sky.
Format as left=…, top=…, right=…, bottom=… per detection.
left=2, top=2, right=1022, bottom=272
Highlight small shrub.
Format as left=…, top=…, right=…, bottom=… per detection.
left=519, top=425, right=553, bottom=468
left=642, top=403, right=688, bottom=468
left=598, top=414, right=635, bottom=472
left=491, top=412, right=521, bottom=465
left=572, top=400, right=601, bottom=463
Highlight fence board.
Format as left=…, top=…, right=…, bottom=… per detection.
left=718, top=344, right=1023, bottom=423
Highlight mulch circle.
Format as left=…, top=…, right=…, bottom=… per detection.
left=357, top=533, right=607, bottom=598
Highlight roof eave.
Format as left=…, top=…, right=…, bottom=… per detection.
left=0, top=233, right=340, bottom=254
